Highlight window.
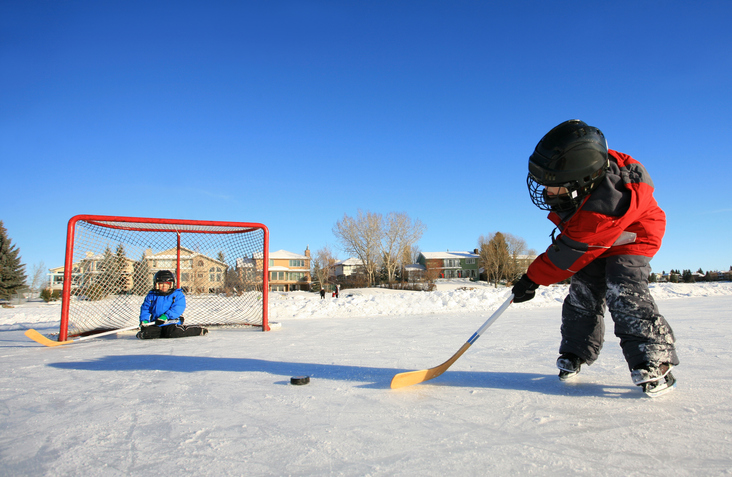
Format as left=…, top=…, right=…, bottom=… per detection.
left=289, top=260, right=305, bottom=267
left=466, top=258, right=476, bottom=265
left=288, top=272, right=306, bottom=281
left=154, top=259, right=177, bottom=269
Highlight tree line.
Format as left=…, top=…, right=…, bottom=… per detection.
left=313, top=210, right=426, bottom=288
left=310, top=210, right=538, bottom=289
left=3, top=217, right=731, bottom=302
left=654, top=268, right=732, bottom=283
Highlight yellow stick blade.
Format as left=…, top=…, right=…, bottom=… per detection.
left=24, top=329, right=73, bottom=347
left=390, top=368, right=441, bottom=389
left=390, top=342, right=472, bottom=389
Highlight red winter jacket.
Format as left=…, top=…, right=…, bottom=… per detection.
left=526, top=150, right=666, bottom=286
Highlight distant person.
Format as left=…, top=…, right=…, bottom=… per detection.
left=320, top=287, right=326, bottom=299
left=138, top=270, right=207, bottom=339
left=511, top=120, right=678, bottom=397
left=334, top=284, right=339, bottom=298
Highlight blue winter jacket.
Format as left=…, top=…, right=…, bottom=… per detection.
left=139, top=288, right=186, bottom=325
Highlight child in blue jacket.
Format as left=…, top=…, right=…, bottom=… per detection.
left=138, top=270, right=207, bottom=339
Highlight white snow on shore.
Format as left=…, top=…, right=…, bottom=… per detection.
left=3, top=280, right=731, bottom=331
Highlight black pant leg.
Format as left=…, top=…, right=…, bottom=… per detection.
left=559, top=258, right=608, bottom=364
left=606, top=255, right=679, bottom=370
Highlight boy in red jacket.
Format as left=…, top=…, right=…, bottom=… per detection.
left=511, top=120, right=678, bottom=397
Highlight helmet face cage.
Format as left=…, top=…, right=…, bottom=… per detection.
left=153, top=270, right=176, bottom=295
left=527, top=173, right=585, bottom=212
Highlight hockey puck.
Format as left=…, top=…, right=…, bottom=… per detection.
left=290, top=376, right=310, bottom=385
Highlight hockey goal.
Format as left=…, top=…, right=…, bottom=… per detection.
left=58, top=215, right=270, bottom=340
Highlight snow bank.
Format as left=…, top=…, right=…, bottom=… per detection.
left=3, top=280, right=732, bottom=331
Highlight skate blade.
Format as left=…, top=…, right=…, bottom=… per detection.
left=558, top=370, right=579, bottom=381
left=642, top=374, right=677, bottom=398
left=633, top=365, right=674, bottom=385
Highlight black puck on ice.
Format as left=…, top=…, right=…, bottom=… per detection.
left=290, top=376, right=310, bottom=385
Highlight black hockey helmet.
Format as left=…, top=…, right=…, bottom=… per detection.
left=527, top=119, right=609, bottom=212
left=153, top=270, right=176, bottom=294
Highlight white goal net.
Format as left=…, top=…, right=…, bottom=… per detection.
left=58, top=215, right=270, bottom=340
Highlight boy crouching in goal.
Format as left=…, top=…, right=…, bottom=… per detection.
left=138, top=270, right=208, bottom=339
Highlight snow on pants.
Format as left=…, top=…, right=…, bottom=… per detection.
left=559, top=254, right=679, bottom=370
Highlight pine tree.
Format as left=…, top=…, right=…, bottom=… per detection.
left=132, top=253, right=151, bottom=295
left=0, top=221, right=28, bottom=300
left=479, top=232, right=511, bottom=287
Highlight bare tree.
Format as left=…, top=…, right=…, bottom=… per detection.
left=504, top=233, right=530, bottom=282
left=333, top=210, right=383, bottom=286
left=380, top=212, right=425, bottom=283
left=409, top=244, right=422, bottom=265
left=29, top=261, right=47, bottom=297
left=334, top=210, right=426, bottom=286
left=311, top=245, right=337, bottom=290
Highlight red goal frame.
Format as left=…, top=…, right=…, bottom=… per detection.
left=58, top=215, right=270, bottom=341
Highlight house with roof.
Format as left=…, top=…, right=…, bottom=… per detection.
left=48, top=247, right=234, bottom=295
left=149, top=247, right=229, bottom=294
left=417, top=251, right=480, bottom=279
left=48, top=250, right=137, bottom=293
left=332, top=257, right=366, bottom=278
left=255, top=248, right=312, bottom=292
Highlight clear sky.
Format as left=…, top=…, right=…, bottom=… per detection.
left=2, top=1, right=731, bottom=278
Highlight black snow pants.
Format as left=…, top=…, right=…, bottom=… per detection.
left=137, top=321, right=208, bottom=340
left=559, top=254, right=679, bottom=370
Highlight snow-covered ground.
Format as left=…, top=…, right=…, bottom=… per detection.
left=1, top=280, right=731, bottom=475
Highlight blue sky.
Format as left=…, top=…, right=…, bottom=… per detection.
left=2, top=1, right=731, bottom=277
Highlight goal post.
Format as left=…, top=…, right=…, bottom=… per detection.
left=58, top=215, right=270, bottom=341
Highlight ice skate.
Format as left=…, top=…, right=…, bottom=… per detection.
left=556, top=353, right=584, bottom=381
left=631, top=363, right=676, bottom=397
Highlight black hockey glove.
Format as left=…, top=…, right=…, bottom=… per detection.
left=511, top=274, right=539, bottom=303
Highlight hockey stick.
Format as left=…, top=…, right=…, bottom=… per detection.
left=24, top=325, right=140, bottom=348
left=390, top=294, right=514, bottom=389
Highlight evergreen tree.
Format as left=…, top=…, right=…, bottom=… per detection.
left=113, top=244, right=129, bottom=293
left=132, top=253, right=151, bottom=295
left=479, top=232, right=511, bottom=287
left=85, top=246, right=116, bottom=300
left=0, top=221, right=27, bottom=300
